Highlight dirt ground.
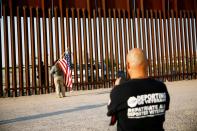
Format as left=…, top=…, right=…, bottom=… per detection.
left=0, top=80, right=197, bottom=131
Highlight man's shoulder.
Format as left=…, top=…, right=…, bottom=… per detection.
left=111, top=78, right=166, bottom=93
left=138, top=78, right=166, bottom=87
left=111, top=80, right=135, bottom=95
left=150, top=78, right=167, bottom=88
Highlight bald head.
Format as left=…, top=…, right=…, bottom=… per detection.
left=126, top=48, right=147, bottom=78
left=126, top=48, right=147, bottom=67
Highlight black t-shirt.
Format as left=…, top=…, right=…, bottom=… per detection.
left=107, top=78, right=170, bottom=131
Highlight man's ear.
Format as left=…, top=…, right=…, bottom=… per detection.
left=127, top=62, right=131, bottom=71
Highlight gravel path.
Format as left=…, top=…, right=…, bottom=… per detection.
left=0, top=80, right=197, bottom=131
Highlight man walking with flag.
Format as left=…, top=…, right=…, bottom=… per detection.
left=50, top=60, right=66, bottom=98
left=50, top=49, right=72, bottom=98
left=58, top=50, right=73, bottom=91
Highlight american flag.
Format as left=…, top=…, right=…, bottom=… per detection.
left=58, top=52, right=72, bottom=89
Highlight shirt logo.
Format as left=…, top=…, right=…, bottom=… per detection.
left=127, top=93, right=167, bottom=118
left=127, top=97, right=138, bottom=108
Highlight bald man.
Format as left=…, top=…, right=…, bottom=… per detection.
left=107, top=48, right=170, bottom=131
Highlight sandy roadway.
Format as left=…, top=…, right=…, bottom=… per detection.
left=0, top=80, right=197, bottom=131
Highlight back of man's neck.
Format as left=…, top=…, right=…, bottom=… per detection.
left=130, top=76, right=148, bottom=79
left=129, top=73, right=148, bottom=79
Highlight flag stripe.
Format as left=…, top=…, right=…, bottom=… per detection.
left=58, top=61, right=67, bottom=74
left=58, top=52, right=72, bottom=89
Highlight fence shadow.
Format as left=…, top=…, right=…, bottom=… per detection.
left=0, top=102, right=107, bottom=125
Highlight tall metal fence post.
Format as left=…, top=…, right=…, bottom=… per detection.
left=77, top=8, right=83, bottom=89
left=36, top=7, right=43, bottom=94
left=9, top=0, right=17, bottom=96
left=159, top=10, right=165, bottom=81
left=42, top=0, right=49, bottom=93
left=48, top=8, right=55, bottom=92
left=3, top=5, right=10, bottom=97
left=108, top=9, right=115, bottom=84
left=154, top=10, right=161, bottom=79
left=0, top=29, right=1, bottom=96
left=175, top=9, right=181, bottom=80
left=179, top=11, right=185, bottom=80
left=102, top=0, right=109, bottom=86
left=187, top=11, right=193, bottom=80
left=113, top=9, right=119, bottom=77
left=93, top=9, right=99, bottom=86
left=171, top=10, right=177, bottom=81
left=17, top=6, right=24, bottom=95
left=87, top=0, right=93, bottom=89
left=23, top=6, right=30, bottom=95
left=192, top=11, right=196, bottom=79
left=71, top=8, right=78, bottom=90
left=30, top=7, right=36, bottom=94
left=150, top=10, right=156, bottom=78
left=82, top=8, right=89, bottom=89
